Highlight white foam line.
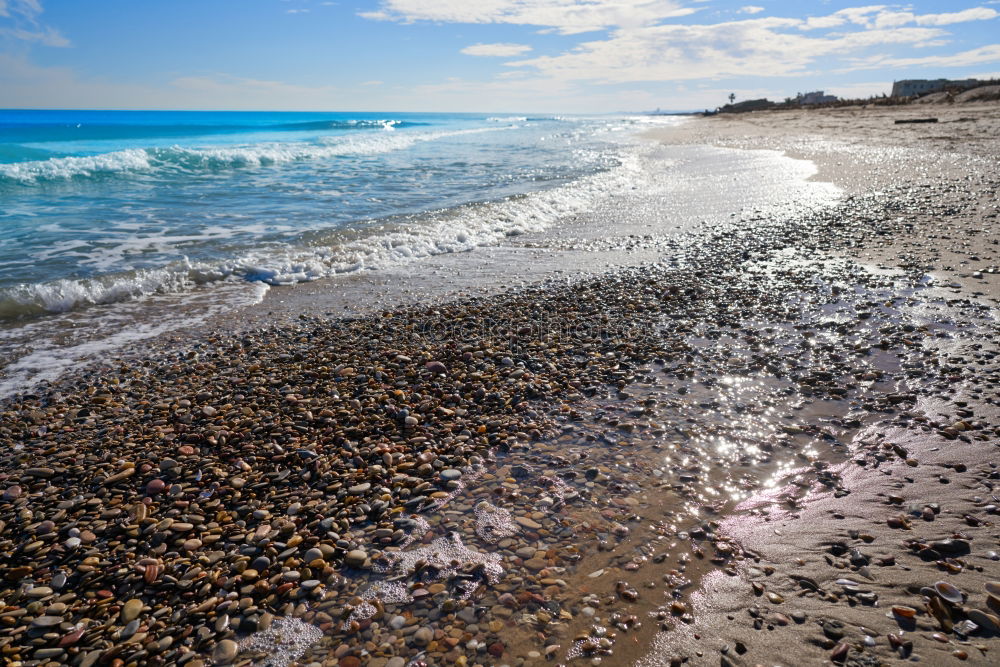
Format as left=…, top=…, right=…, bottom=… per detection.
left=0, top=142, right=647, bottom=316
left=0, top=126, right=510, bottom=184
left=0, top=281, right=269, bottom=399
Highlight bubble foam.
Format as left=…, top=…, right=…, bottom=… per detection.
left=474, top=501, right=519, bottom=543
left=341, top=580, right=414, bottom=630
left=376, top=532, right=504, bottom=600
left=238, top=617, right=324, bottom=667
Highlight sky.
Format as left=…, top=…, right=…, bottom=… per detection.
left=1, top=1, right=998, bottom=112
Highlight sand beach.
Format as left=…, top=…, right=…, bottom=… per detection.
left=1, top=102, right=999, bottom=667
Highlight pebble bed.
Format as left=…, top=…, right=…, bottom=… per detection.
left=0, top=160, right=998, bottom=667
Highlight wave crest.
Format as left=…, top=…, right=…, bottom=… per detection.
left=0, top=149, right=640, bottom=321
left=0, top=127, right=504, bottom=184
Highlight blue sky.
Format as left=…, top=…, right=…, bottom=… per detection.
left=1, top=1, right=998, bottom=112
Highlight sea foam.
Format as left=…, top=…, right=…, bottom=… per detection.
left=0, top=147, right=645, bottom=318
left=0, top=126, right=507, bottom=184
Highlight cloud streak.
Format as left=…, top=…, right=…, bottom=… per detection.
left=845, top=44, right=1000, bottom=71
left=0, top=0, right=69, bottom=47
left=360, top=0, right=698, bottom=35
left=461, top=42, right=533, bottom=57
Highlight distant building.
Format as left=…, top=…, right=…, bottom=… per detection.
left=798, top=90, right=838, bottom=105
left=891, top=79, right=979, bottom=98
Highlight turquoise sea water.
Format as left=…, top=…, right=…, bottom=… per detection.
left=0, top=109, right=689, bottom=395
left=0, top=110, right=660, bottom=320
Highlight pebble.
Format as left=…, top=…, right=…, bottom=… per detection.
left=213, top=638, right=238, bottom=664
left=344, top=549, right=368, bottom=568
left=31, top=615, right=64, bottom=628
left=413, top=626, right=433, bottom=647
left=120, top=598, right=142, bottom=623
left=0, top=153, right=998, bottom=667
left=515, top=516, right=542, bottom=530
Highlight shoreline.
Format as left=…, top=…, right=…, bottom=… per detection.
left=1, top=105, right=998, bottom=667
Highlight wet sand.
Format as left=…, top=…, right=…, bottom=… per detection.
left=636, top=104, right=1000, bottom=666
left=0, top=104, right=998, bottom=667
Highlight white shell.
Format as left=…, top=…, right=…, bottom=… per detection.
left=934, top=580, right=963, bottom=604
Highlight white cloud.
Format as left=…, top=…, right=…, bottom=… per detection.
left=846, top=44, right=1000, bottom=70
left=916, top=7, right=997, bottom=25
left=872, top=7, right=997, bottom=29
left=795, top=5, right=995, bottom=31
left=0, top=25, right=68, bottom=46
left=508, top=19, right=948, bottom=83
left=360, top=0, right=699, bottom=35
left=286, top=8, right=310, bottom=14
left=361, top=79, right=384, bottom=86
left=872, top=11, right=914, bottom=28
left=0, top=0, right=70, bottom=47
left=359, top=2, right=1000, bottom=91
left=461, top=42, right=533, bottom=57
left=4, top=0, right=43, bottom=19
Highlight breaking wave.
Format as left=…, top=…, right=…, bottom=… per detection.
left=0, top=127, right=505, bottom=184
left=0, top=148, right=643, bottom=321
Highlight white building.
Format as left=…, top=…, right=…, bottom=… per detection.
left=891, top=79, right=979, bottom=98
left=798, top=91, right=838, bottom=105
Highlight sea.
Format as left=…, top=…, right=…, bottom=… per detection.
left=0, top=110, right=688, bottom=396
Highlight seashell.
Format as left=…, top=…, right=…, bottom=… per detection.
left=934, top=581, right=963, bottom=605
left=967, top=610, right=1000, bottom=634
left=886, top=515, right=910, bottom=529
left=830, top=642, right=849, bottom=663
left=985, top=581, right=1000, bottom=596
left=953, top=619, right=979, bottom=637
left=890, top=605, right=917, bottom=618
left=143, top=562, right=161, bottom=584
left=928, top=595, right=953, bottom=632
